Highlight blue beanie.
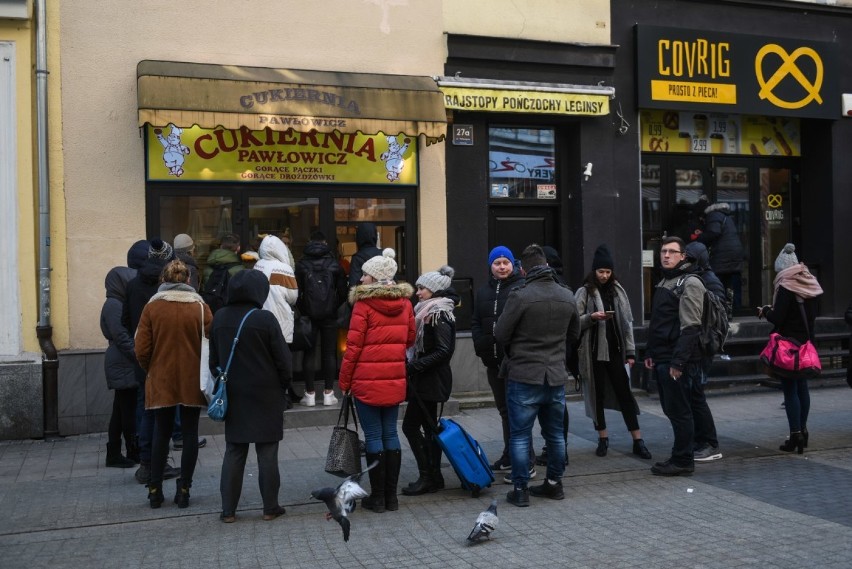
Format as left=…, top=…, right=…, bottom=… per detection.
left=488, top=246, right=515, bottom=267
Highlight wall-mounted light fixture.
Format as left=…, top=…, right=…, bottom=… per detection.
left=583, top=162, right=593, bottom=181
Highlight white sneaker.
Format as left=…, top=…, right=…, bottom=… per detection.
left=299, top=392, right=316, bottom=407
left=323, top=392, right=338, bottom=406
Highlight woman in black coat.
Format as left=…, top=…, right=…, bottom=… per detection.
left=401, top=266, right=457, bottom=496
left=210, top=270, right=293, bottom=523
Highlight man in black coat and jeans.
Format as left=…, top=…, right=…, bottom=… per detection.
left=495, top=244, right=580, bottom=507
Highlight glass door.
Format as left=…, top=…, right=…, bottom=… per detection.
left=714, top=160, right=751, bottom=311
left=759, top=167, right=794, bottom=304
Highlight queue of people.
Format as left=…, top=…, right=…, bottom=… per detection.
left=101, top=219, right=829, bottom=516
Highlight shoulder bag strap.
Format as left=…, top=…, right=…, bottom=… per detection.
left=221, top=308, right=258, bottom=376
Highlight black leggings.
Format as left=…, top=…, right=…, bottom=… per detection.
left=402, top=397, right=438, bottom=444
left=151, top=405, right=200, bottom=486
left=108, top=387, right=137, bottom=448
left=592, top=359, right=640, bottom=432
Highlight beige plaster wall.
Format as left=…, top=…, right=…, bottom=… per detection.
left=58, top=0, right=447, bottom=349
left=444, top=0, right=611, bottom=45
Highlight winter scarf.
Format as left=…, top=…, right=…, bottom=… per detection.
left=773, top=263, right=823, bottom=303
left=412, top=296, right=456, bottom=356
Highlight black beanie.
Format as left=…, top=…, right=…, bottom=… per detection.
left=592, top=244, right=614, bottom=271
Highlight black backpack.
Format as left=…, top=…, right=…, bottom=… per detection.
left=201, top=262, right=241, bottom=313
left=299, top=258, right=338, bottom=319
left=674, top=274, right=730, bottom=356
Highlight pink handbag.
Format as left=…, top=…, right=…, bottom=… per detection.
left=760, top=332, right=821, bottom=379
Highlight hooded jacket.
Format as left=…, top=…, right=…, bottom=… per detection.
left=407, top=288, right=459, bottom=403
left=254, top=235, right=299, bottom=342
left=471, top=271, right=524, bottom=368
left=685, top=241, right=726, bottom=301
left=123, top=256, right=170, bottom=335
left=348, top=223, right=383, bottom=286
left=100, top=266, right=139, bottom=390
left=338, top=281, right=415, bottom=406
left=135, top=283, right=212, bottom=409
left=696, top=203, right=744, bottom=274
left=493, top=266, right=580, bottom=386
left=210, top=270, right=292, bottom=443
left=202, top=248, right=244, bottom=283
left=295, top=239, right=348, bottom=320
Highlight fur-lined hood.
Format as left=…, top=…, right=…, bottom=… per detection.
left=148, top=284, right=203, bottom=304
left=704, top=202, right=731, bottom=215
left=349, top=281, right=414, bottom=304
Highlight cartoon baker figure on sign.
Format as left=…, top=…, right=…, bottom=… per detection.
left=154, top=124, right=190, bottom=177
left=380, top=135, right=411, bottom=182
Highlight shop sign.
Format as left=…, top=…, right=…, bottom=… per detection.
left=441, top=86, right=609, bottom=116
left=145, top=125, right=418, bottom=185
left=636, top=26, right=838, bottom=119
left=640, top=110, right=800, bottom=156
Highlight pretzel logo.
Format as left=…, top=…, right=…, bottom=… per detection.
left=766, top=194, right=783, bottom=208
left=648, top=137, right=668, bottom=152
left=755, top=44, right=823, bottom=110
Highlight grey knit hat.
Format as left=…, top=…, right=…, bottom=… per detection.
left=416, top=265, right=455, bottom=293
left=361, top=248, right=398, bottom=282
left=173, top=233, right=194, bottom=253
left=148, top=238, right=173, bottom=260
left=774, top=243, right=799, bottom=272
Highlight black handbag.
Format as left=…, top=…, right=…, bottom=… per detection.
left=207, top=309, right=257, bottom=422
left=289, top=308, right=314, bottom=352
left=324, top=394, right=362, bottom=477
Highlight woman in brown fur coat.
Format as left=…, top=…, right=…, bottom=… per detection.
left=135, top=260, right=212, bottom=509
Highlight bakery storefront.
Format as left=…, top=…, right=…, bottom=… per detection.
left=137, top=61, right=446, bottom=281
left=634, top=26, right=839, bottom=315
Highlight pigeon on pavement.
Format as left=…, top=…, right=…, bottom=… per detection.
left=311, top=460, right=378, bottom=542
left=467, top=499, right=499, bottom=544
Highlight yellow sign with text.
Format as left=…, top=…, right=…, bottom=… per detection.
left=441, top=87, right=609, bottom=116
left=651, top=80, right=737, bottom=104
left=146, top=125, right=418, bottom=184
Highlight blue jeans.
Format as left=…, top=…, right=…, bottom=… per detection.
left=781, top=378, right=810, bottom=432
left=655, top=362, right=702, bottom=467
left=353, top=398, right=400, bottom=454
left=506, top=380, right=566, bottom=486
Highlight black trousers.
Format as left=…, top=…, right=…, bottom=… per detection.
left=592, top=359, right=640, bottom=432
left=303, top=319, right=338, bottom=392
left=108, top=387, right=137, bottom=448
left=150, top=405, right=200, bottom=486
left=220, top=441, right=281, bottom=516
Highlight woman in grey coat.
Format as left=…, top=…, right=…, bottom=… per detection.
left=575, top=245, right=651, bottom=459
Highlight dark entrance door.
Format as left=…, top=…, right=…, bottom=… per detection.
left=489, top=206, right=558, bottom=261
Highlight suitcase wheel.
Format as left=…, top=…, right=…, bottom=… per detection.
left=470, top=486, right=481, bottom=498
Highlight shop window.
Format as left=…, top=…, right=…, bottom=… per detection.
left=158, top=195, right=234, bottom=269
left=247, top=196, right=319, bottom=259
left=334, top=197, right=406, bottom=275
left=488, top=127, right=556, bottom=200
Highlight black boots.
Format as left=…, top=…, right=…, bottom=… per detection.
left=632, top=439, right=652, bottom=459
left=126, top=436, right=140, bottom=465
left=147, top=484, right=164, bottom=509
left=429, top=441, right=445, bottom=490
left=403, top=439, right=437, bottom=496
left=105, top=442, right=135, bottom=468
left=174, top=478, right=191, bottom=508
left=780, top=431, right=804, bottom=454
left=595, top=437, right=609, bottom=457
left=802, top=427, right=809, bottom=448
left=362, top=451, right=386, bottom=513
left=384, top=449, right=401, bottom=511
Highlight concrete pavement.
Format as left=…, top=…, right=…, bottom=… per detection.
left=1, top=386, right=852, bottom=568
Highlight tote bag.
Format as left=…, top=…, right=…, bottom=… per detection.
left=324, top=394, right=362, bottom=477
left=198, top=303, right=215, bottom=403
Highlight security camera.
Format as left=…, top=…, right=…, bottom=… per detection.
left=583, top=162, right=593, bottom=180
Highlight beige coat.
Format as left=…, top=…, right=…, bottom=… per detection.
left=135, top=286, right=212, bottom=409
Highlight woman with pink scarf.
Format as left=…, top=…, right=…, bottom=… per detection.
left=758, top=244, right=823, bottom=454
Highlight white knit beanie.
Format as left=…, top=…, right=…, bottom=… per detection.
left=774, top=243, right=799, bottom=272
left=361, top=248, right=398, bottom=282
left=416, top=265, right=455, bottom=293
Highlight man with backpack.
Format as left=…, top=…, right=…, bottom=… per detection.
left=295, top=231, right=348, bottom=406
left=644, top=237, right=721, bottom=477
left=201, top=233, right=245, bottom=313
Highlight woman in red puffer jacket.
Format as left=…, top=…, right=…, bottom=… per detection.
left=339, top=248, right=414, bottom=514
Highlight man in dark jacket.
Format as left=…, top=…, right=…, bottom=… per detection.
left=695, top=202, right=744, bottom=310
left=495, top=244, right=579, bottom=506
left=347, top=222, right=383, bottom=287
left=644, top=237, right=720, bottom=477
left=295, top=230, right=348, bottom=405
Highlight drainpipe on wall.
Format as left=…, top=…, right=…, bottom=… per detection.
left=34, top=0, right=59, bottom=440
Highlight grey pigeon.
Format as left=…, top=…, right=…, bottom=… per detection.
left=311, top=460, right=378, bottom=542
left=467, top=499, right=499, bottom=544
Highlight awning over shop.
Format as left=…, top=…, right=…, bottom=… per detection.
left=436, top=76, right=615, bottom=116
left=137, top=60, right=447, bottom=140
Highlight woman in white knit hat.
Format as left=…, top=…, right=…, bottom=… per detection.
left=758, top=243, right=823, bottom=454
left=338, top=248, right=414, bottom=513
left=401, top=266, right=458, bottom=496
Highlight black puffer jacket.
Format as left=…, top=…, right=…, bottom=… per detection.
left=100, top=267, right=139, bottom=390
left=685, top=241, right=726, bottom=301
left=122, top=257, right=169, bottom=335
left=295, top=240, right=347, bottom=320
left=407, top=289, right=459, bottom=403
left=348, top=223, right=383, bottom=286
left=210, top=270, right=292, bottom=444
left=696, top=203, right=744, bottom=275
left=471, top=271, right=524, bottom=368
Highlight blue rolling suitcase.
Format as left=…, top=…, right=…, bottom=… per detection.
left=434, top=417, right=495, bottom=497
